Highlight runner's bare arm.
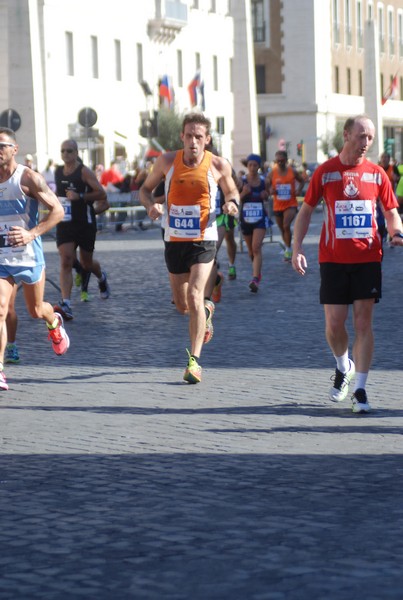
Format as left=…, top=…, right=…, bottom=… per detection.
left=12, top=169, right=64, bottom=244
left=292, top=202, right=315, bottom=275
left=140, top=154, right=174, bottom=219
left=385, top=207, right=403, bottom=246
left=81, top=167, right=109, bottom=214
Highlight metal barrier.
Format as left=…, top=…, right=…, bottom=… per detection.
left=101, top=191, right=151, bottom=231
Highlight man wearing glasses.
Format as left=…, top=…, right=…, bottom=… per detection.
left=54, top=140, right=110, bottom=320
left=0, top=127, right=70, bottom=390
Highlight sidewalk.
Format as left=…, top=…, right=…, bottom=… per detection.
left=1, top=213, right=403, bottom=599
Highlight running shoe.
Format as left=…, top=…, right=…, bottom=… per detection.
left=0, top=371, right=9, bottom=391
left=53, top=301, right=73, bottom=321
left=228, top=265, right=236, bottom=280
left=212, top=272, right=224, bottom=303
left=204, top=299, right=215, bottom=344
left=74, top=272, right=82, bottom=288
left=80, top=291, right=90, bottom=302
left=283, top=250, right=292, bottom=262
left=351, top=388, right=371, bottom=414
left=183, top=349, right=202, bottom=384
left=98, top=272, right=110, bottom=299
left=5, top=343, right=20, bottom=364
left=47, top=313, right=70, bottom=356
left=329, top=359, right=355, bottom=402
left=249, top=277, right=260, bottom=293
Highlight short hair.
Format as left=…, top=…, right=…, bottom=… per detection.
left=182, top=112, right=211, bottom=136
left=61, top=139, right=78, bottom=150
left=343, top=114, right=372, bottom=133
left=275, top=150, right=288, bottom=161
left=0, top=127, right=17, bottom=142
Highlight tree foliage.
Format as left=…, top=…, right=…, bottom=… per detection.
left=155, top=108, right=184, bottom=151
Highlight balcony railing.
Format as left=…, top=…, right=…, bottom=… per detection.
left=148, top=0, right=188, bottom=42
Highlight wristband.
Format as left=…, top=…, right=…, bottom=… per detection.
left=229, top=199, right=239, bottom=208
left=393, top=232, right=403, bottom=239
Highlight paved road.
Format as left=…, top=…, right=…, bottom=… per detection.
left=1, top=211, right=403, bottom=599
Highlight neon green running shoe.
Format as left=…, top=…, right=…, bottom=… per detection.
left=75, top=272, right=82, bottom=288
left=80, top=291, right=90, bottom=302
left=228, top=265, right=236, bottom=280
left=183, top=349, right=202, bottom=384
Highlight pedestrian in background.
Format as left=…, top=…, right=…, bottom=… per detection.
left=267, top=150, right=304, bottom=262
left=239, top=153, right=269, bottom=292
left=54, top=139, right=110, bottom=320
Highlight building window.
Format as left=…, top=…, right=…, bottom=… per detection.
left=65, top=31, right=74, bottom=76
left=91, top=36, right=99, bottom=79
left=400, top=76, right=403, bottom=100
left=335, top=66, right=340, bottom=93
left=230, top=58, right=233, bottom=93
left=252, top=0, right=265, bottom=43
left=196, top=52, right=201, bottom=70
left=378, top=5, right=385, bottom=53
left=367, top=0, right=373, bottom=20
left=192, top=0, right=199, bottom=7
left=358, top=69, right=363, bottom=95
left=399, top=12, right=403, bottom=58
left=333, top=0, right=340, bottom=44
left=380, top=74, right=384, bottom=98
left=177, top=50, right=183, bottom=87
left=347, top=68, right=352, bottom=94
left=357, top=0, right=363, bottom=48
left=388, top=8, right=395, bottom=55
left=345, top=0, right=352, bottom=46
left=213, top=55, right=218, bottom=91
left=115, top=40, right=122, bottom=81
left=256, top=65, right=266, bottom=94
left=137, top=43, right=143, bottom=83
left=210, top=0, right=216, bottom=12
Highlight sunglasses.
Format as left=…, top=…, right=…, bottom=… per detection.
left=61, top=148, right=74, bottom=154
left=0, top=142, right=15, bottom=148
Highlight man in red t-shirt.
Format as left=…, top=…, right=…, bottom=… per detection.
left=292, top=115, right=403, bottom=414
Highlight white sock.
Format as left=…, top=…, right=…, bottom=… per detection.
left=335, top=351, right=350, bottom=373
left=354, top=372, right=368, bottom=391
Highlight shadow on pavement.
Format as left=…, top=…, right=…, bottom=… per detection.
left=0, top=453, right=402, bottom=599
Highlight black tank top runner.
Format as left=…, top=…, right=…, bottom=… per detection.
left=55, top=163, right=96, bottom=225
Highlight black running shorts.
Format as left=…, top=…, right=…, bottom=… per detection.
left=320, top=262, right=382, bottom=305
left=164, top=241, right=216, bottom=274
left=56, top=221, right=97, bottom=252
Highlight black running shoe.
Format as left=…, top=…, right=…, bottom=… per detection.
left=98, top=272, right=110, bottom=299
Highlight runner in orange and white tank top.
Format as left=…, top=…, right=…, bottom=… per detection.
left=165, top=149, right=218, bottom=243
left=267, top=150, right=304, bottom=261
left=140, top=113, right=239, bottom=385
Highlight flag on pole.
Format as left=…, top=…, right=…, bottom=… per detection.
left=188, top=71, right=205, bottom=109
left=159, top=75, right=175, bottom=108
left=382, top=75, right=398, bottom=105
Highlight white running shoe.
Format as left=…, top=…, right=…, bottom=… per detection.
left=351, top=388, right=371, bottom=414
left=329, top=359, right=355, bottom=402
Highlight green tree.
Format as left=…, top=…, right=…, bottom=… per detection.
left=332, top=122, right=344, bottom=153
left=155, top=108, right=184, bottom=151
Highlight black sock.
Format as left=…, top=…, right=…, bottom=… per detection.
left=73, top=258, right=82, bottom=274
left=81, top=270, right=91, bottom=292
left=191, top=354, right=199, bottom=361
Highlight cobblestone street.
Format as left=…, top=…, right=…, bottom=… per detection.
left=1, top=211, right=403, bottom=599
